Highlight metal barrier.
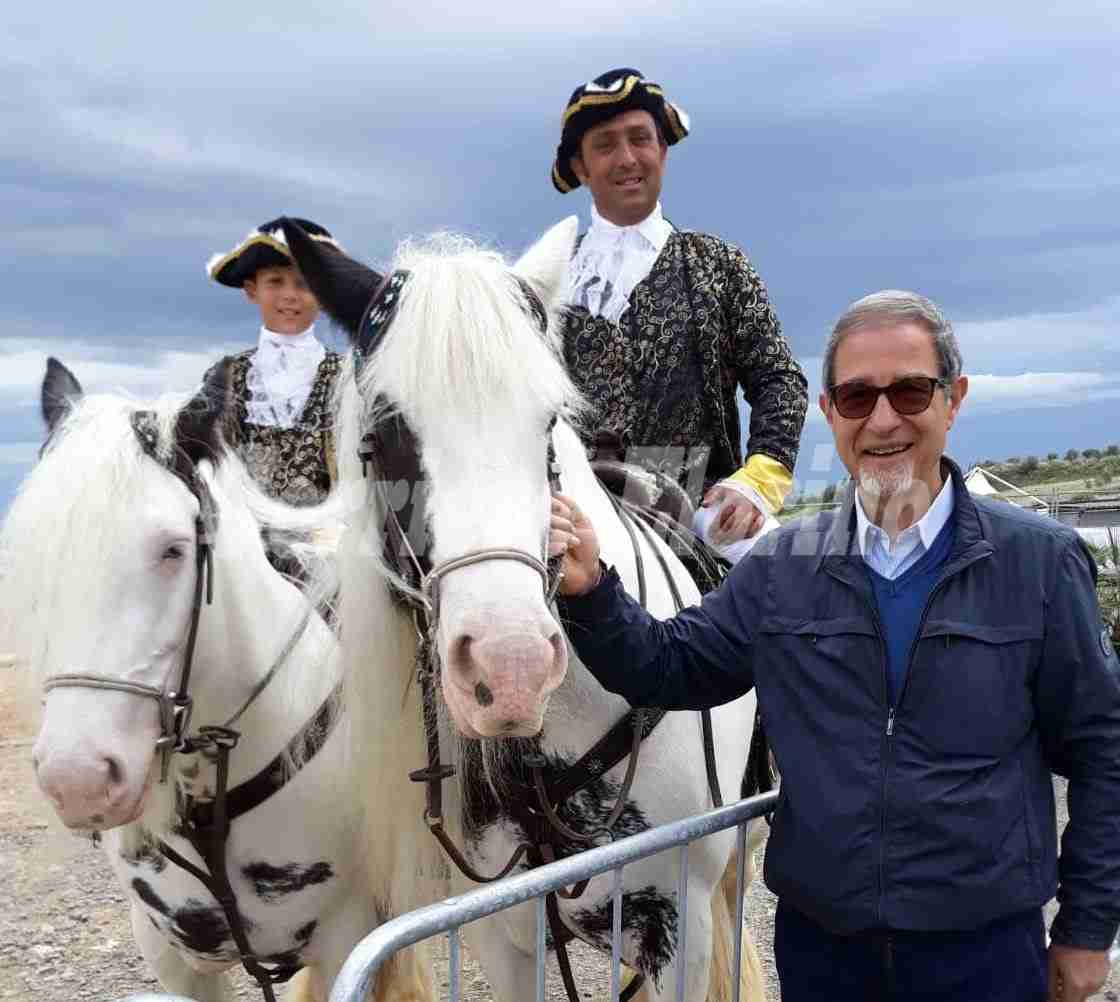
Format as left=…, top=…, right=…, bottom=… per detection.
left=109, top=792, right=777, bottom=1002
left=332, top=791, right=778, bottom=1002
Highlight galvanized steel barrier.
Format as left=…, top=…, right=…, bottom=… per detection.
left=109, top=791, right=777, bottom=1002
left=333, top=791, right=778, bottom=1002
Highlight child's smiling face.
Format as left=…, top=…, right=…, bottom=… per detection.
left=243, top=265, right=320, bottom=334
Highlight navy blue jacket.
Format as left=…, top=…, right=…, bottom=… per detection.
left=559, top=459, right=1120, bottom=948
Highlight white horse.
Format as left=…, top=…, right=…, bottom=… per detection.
left=283, top=217, right=766, bottom=1002
left=0, top=361, right=431, bottom=1002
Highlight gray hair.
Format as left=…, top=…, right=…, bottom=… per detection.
left=822, top=290, right=963, bottom=391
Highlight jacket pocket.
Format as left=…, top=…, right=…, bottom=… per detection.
left=908, top=620, right=1041, bottom=756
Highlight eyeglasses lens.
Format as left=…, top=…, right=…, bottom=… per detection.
left=833, top=378, right=937, bottom=419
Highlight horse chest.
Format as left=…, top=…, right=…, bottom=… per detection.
left=106, top=825, right=343, bottom=969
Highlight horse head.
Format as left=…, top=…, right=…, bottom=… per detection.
left=286, top=218, right=581, bottom=739
left=12, top=360, right=230, bottom=830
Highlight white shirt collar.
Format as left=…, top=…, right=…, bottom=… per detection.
left=258, top=324, right=320, bottom=350
left=587, top=201, right=672, bottom=251
left=565, top=203, right=673, bottom=324
left=855, top=475, right=956, bottom=559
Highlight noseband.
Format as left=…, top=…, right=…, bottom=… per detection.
left=42, top=411, right=218, bottom=783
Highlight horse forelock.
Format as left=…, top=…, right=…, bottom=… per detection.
left=359, top=233, right=581, bottom=436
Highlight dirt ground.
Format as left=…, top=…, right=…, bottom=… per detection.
left=0, top=659, right=1115, bottom=1001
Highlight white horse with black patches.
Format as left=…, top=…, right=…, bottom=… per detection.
left=283, top=217, right=766, bottom=1002
left=1, top=361, right=431, bottom=1002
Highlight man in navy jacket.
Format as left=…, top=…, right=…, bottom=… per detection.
left=551, top=290, right=1120, bottom=1001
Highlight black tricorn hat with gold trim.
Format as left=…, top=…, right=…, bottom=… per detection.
left=552, top=68, right=690, bottom=194
left=206, top=217, right=341, bottom=288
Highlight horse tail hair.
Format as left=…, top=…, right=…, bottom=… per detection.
left=705, top=845, right=765, bottom=1002
left=741, top=710, right=775, bottom=799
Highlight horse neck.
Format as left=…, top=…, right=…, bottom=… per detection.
left=187, top=522, right=339, bottom=779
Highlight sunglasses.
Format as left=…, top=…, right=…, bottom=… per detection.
left=828, top=376, right=949, bottom=420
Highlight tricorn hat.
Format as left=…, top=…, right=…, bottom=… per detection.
left=551, top=68, right=690, bottom=194
left=206, top=217, right=341, bottom=288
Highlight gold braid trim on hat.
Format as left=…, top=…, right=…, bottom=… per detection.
left=206, top=231, right=341, bottom=282
left=561, top=74, right=659, bottom=125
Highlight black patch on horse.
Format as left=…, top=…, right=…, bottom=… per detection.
left=119, top=828, right=168, bottom=873
left=459, top=739, right=650, bottom=854
left=132, top=877, right=170, bottom=915
left=242, top=861, right=334, bottom=902
left=172, top=900, right=234, bottom=957
left=570, top=886, right=678, bottom=989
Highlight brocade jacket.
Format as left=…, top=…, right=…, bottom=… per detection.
left=562, top=230, right=808, bottom=506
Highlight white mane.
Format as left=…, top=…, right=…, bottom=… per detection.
left=0, top=393, right=346, bottom=695
left=349, top=232, right=582, bottom=440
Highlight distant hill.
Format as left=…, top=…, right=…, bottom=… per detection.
left=978, top=447, right=1120, bottom=496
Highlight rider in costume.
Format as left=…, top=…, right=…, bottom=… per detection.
left=204, top=217, right=343, bottom=509
left=553, top=68, right=808, bottom=554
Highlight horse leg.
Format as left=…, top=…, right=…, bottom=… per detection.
left=713, top=843, right=764, bottom=1002
left=297, top=902, right=436, bottom=1002
left=460, top=910, right=538, bottom=1002
left=128, top=901, right=233, bottom=1002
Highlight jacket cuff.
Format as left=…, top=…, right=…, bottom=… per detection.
left=556, top=563, right=621, bottom=631
left=1049, top=909, right=1120, bottom=953
left=723, top=453, right=794, bottom=513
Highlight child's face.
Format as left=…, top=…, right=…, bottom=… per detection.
left=243, top=266, right=320, bottom=334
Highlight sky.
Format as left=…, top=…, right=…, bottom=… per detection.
left=2, top=1, right=1118, bottom=509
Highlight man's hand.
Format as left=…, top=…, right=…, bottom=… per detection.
left=701, top=486, right=765, bottom=544
left=1048, top=944, right=1110, bottom=1001
left=549, top=493, right=602, bottom=596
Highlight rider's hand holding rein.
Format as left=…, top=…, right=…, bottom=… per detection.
left=549, top=494, right=602, bottom=596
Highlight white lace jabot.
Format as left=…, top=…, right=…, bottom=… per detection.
left=245, top=325, right=326, bottom=428
left=566, top=203, right=673, bottom=325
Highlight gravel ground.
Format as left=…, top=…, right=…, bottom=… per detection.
left=1, top=661, right=1114, bottom=1001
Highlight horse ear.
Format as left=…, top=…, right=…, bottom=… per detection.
left=278, top=217, right=384, bottom=337
left=175, top=358, right=232, bottom=466
left=512, top=216, right=579, bottom=308
left=41, top=357, right=83, bottom=435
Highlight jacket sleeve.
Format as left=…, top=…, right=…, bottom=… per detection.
left=556, top=557, right=762, bottom=710
left=719, top=243, right=808, bottom=490
left=1037, top=538, right=1120, bottom=951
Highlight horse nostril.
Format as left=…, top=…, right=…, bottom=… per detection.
left=474, top=682, right=494, bottom=707
left=450, top=634, right=475, bottom=675
left=549, top=629, right=567, bottom=669
left=105, top=755, right=124, bottom=787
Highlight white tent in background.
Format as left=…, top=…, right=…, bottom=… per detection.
left=964, top=467, right=1048, bottom=509
left=964, top=467, right=999, bottom=496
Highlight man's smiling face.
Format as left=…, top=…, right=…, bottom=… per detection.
left=243, top=265, right=320, bottom=335
left=821, top=321, right=968, bottom=509
left=572, top=109, right=667, bottom=226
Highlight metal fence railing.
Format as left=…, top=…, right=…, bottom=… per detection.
left=331, top=791, right=778, bottom=1002
left=110, top=791, right=778, bottom=1002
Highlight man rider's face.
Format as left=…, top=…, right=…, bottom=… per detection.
left=572, top=109, right=667, bottom=227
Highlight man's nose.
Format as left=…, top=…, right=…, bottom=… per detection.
left=865, top=391, right=902, bottom=430
left=616, top=141, right=639, bottom=166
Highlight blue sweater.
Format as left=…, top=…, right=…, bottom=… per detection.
left=865, top=514, right=956, bottom=708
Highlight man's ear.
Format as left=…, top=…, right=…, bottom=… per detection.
left=570, top=153, right=589, bottom=186
left=243, top=279, right=258, bottom=305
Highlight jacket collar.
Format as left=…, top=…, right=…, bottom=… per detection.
left=815, top=457, right=986, bottom=573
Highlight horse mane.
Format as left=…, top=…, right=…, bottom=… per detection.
left=0, top=392, right=346, bottom=692
left=353, top=232, right=583, bottom=435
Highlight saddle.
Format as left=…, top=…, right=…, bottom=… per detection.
left=587, top=431, right=728, bottom=595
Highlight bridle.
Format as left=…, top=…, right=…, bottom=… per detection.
left=42, top=411, right=218, bottom=783
left=353, top=269, right=564, bottom=640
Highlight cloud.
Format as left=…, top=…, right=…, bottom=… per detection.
left=966, top=371, right=1120, bottom=411
left=0, top=339, right=244, bottom=407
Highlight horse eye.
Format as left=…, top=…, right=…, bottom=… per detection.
left=162, top=544, right=185, bottom=561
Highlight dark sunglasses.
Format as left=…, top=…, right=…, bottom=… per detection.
left=828, top=376, right=949, bottom=419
